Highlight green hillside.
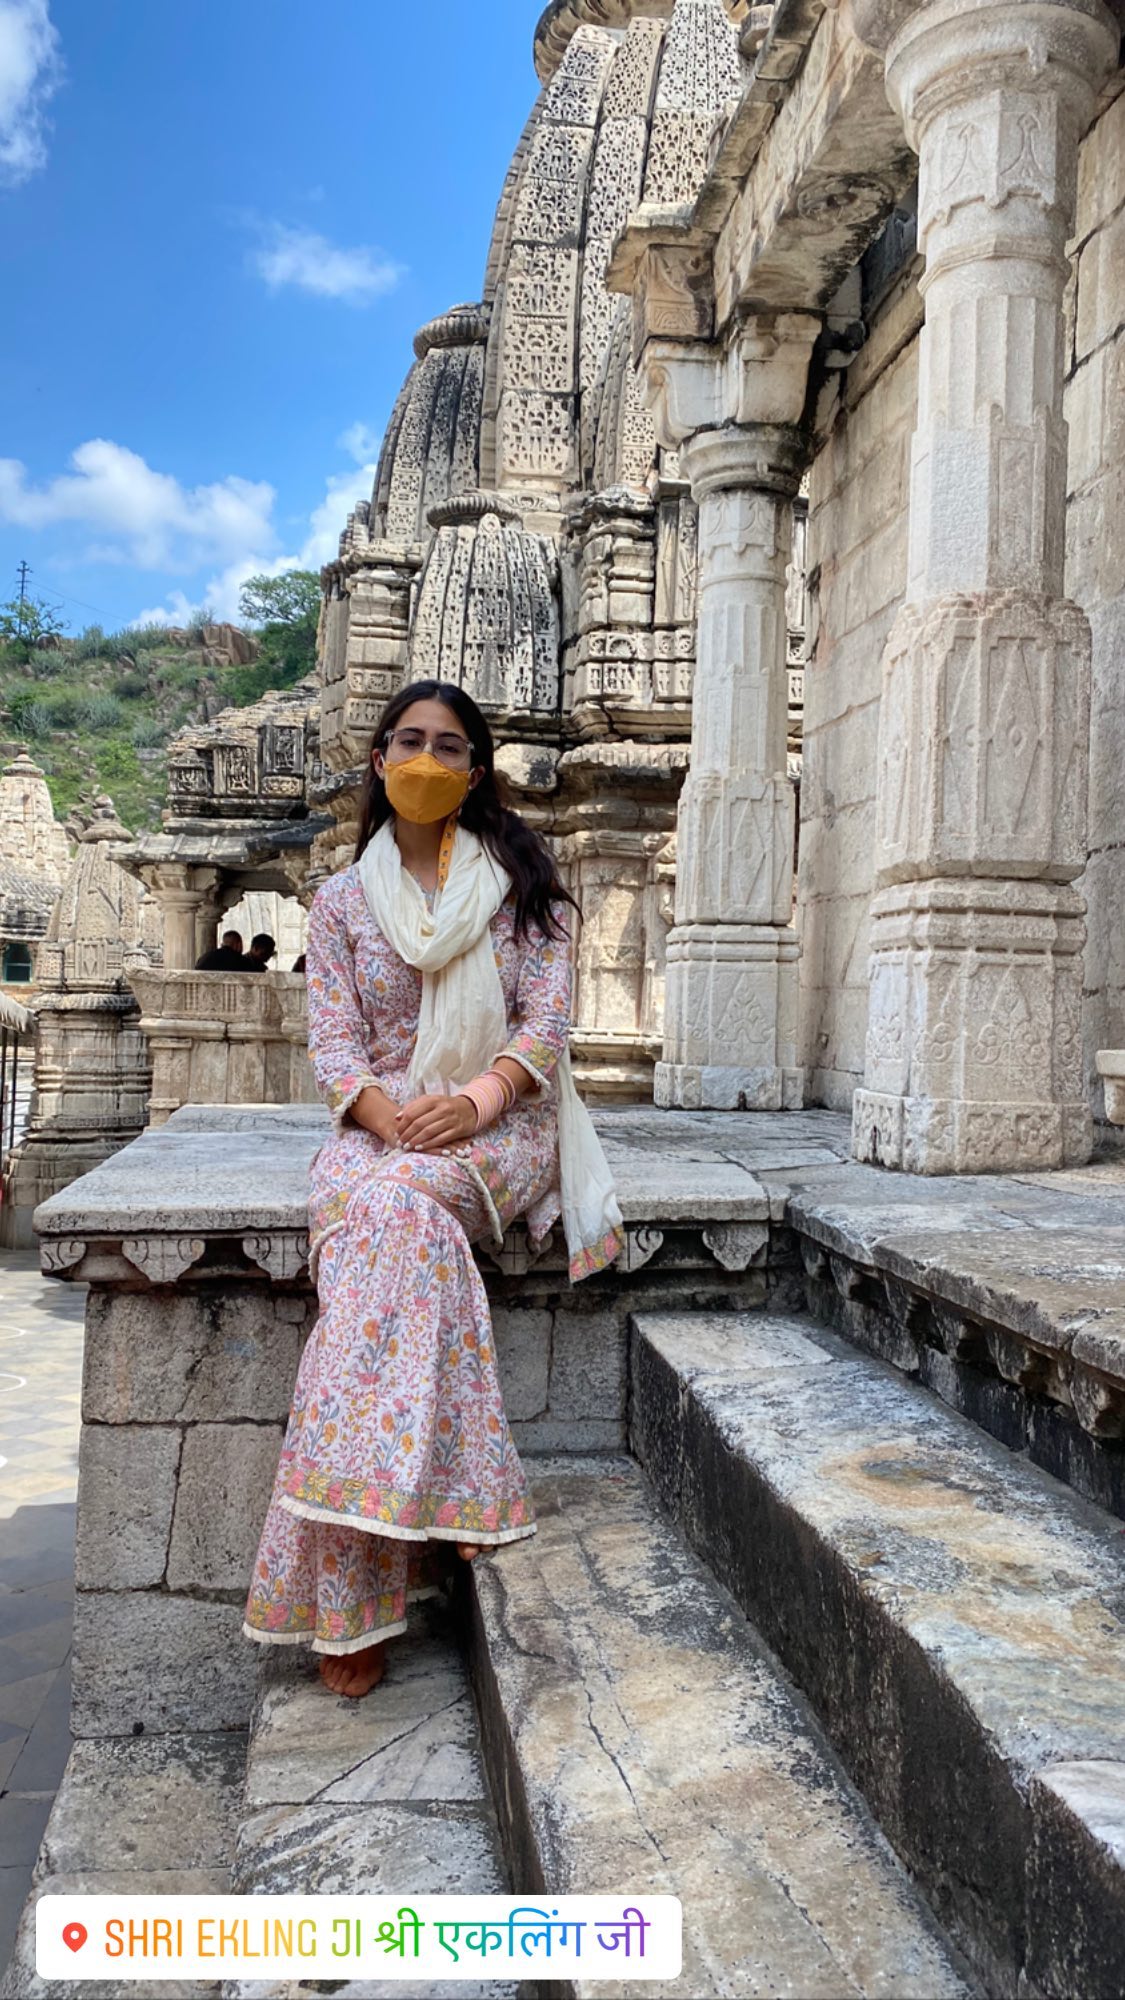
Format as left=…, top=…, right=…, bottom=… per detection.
left=0, top=573, right=320, bottom=833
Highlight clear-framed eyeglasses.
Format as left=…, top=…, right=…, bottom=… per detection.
left=381, top=727, right=475, bottom=769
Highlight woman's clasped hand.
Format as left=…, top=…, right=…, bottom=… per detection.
left=352, top=1082, right=477, bottom=1152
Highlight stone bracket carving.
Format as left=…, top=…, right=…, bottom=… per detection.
left=41, top=1238, right=87, bottom=1277
left=122, top=1237, right=206, bottom=1286
left=703, top=1222, right=768, bottom=1271
left=641, top=314, right=821, bottom=448
left=242, top=1233, right=311, bottom=1283
left=632, top=238, right=716, bottom=366
left=622, top=1227, right=665, bottom=1273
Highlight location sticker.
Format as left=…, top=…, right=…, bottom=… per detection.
left=62, top=1924, right=87, bottom=1954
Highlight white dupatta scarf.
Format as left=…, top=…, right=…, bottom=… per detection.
left=357, top=819, right=624, bottom=1281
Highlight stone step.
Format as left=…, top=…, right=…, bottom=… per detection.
left=630, top=1310, right=1125, bottom=2000
left=784, top=1160, right=1125, bottom=1517
left=469, top=1452, right=974, bottom=1999
left=227, top=1595, right=520, bottom=1999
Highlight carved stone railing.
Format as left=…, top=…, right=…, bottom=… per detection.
left=127, top=970, right=315, bottom=1126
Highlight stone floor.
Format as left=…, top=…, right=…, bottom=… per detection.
left=0, top=1251, right=84, bottom=1982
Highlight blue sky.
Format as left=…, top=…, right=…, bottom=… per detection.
left=0, top=0, right=538, bottom=633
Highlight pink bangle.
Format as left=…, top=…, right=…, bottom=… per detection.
left=489, top=1066, right=517, bottom=1109
left=457, top=1067, right=517, bottom=1133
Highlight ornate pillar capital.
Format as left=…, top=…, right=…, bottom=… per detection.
left=885, top=0, right=1117, bottom=146
left=142, top=864, right=223, bottom=972
left=641, top=312, right=821, bottom=450
left=680, top=422, right=807, bottom=503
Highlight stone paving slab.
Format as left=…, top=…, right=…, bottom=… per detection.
left=244, top=1640, right=484, bottom=1808
left=631, top=1310, right=1125, bottom=1997
left=470, top=1453, right=972, bottom=1999
left=2, top=1872, right=228, bottom=2000
left=38, top=1734, right=245, bottom=1876
left=0, top=1250, right=83, bottom=1989
left=232, top=1595, right=514, bottom=1996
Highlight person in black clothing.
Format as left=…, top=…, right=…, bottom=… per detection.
left=196, top=929, right=246, bottom=971
left=242, top=933, right=277, bottom=972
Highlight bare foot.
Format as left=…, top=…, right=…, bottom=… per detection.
left=457, top=1542, right=486, bottom=1561
left=318, top=1644, right=387, bottom=1698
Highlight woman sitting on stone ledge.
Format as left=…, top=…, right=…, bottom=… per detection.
left=243, top=679, right=624, bottom=1696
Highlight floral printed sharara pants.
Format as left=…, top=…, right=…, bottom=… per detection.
left=243, top=1145, right=538, bottom=1656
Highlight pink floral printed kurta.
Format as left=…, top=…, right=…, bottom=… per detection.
left=243, top=863, right=571, bottom=1656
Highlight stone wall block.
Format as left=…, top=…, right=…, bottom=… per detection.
left=74, top=1427, right=180, bottom=1590
left=83, top=1289, right=304, bottom=1425
left=72, top=1593, right=257, bottom=1737
left=166, top=1423, right=284, bottom=1593
left=510, top=1416, right=625, bottom=1452
left=1076, top=75, right=1125, bottom=236
left=490, top=1308, right=552, bottom=1421
left=546, top=1309, right=628, bottom=1420
left=1076, top=205, right=1125, bottom=364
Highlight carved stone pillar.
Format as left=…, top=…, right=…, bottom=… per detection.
left=144, top=866, right=221, bottom=973
left=855, top=0, right=1118, bottom=1173
left=641, top=312, right=820, bottom=1108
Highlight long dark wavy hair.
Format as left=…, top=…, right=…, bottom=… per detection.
left=354, top=680, right=578, bottom=942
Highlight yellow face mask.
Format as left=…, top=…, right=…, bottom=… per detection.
left=382, top=751, right=472, bottom=825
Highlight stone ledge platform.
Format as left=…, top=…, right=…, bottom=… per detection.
left=33, top=1104, right=1125, bottom=1522
left=14, top=1104, right=1125, bottom=1997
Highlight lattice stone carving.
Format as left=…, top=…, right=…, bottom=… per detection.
left=370, top=305, right=490, bottom=548
left=411, top=494, right=561, bottom=714
left=643, top=0, right=743, bottom=207
left=591, top=301, right=659, bottom=492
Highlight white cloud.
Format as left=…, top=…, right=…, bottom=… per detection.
left=299, top=459, right=379, bottom=569
left=250, top=222, right=403, bottom=304
left=3, top=421, right=384, bottom=628
left=133, top=421, right=382, bottom=624
left=338, top=420, right=382, bottom=464
left=0, top=439, right=277, bottom=572
left=133, top=590, right=200, bottom=630
left=0, top=0, right=61, bottom=185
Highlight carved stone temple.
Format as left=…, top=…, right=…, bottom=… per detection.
left=11, top=5, right=1125, bottom=1997
left=121, top=0, right=1125, bottom=1170
left=0, top=750, right=69, bottom=992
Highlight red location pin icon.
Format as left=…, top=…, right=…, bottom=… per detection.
left=63, top=1923, right=87, bottom=1953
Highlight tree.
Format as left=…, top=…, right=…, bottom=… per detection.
left=0, top=593, right=65, bottom=648
left=222, top=568, right=321, bottom=703
left=238, top=571, right=321, bottom=630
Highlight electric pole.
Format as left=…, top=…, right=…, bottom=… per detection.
left=16, top=562, right=30, bottom=639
